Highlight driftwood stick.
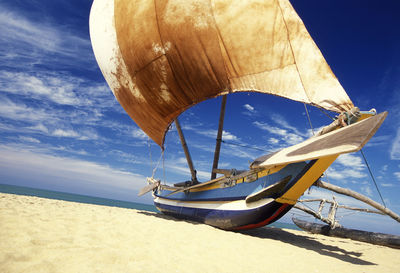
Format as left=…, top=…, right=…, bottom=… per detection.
left=316, top=180, right=400, bottom=224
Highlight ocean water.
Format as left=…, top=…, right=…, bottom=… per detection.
left=0, top=184, right=158, bottom=212
left=0, top=184, right=299, bottom=231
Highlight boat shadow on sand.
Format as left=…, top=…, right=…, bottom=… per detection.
left=240, top=227, right=376, bottom=266
left=138, top=211, right=375, bottom=266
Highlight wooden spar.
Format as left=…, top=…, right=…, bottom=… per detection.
left=315, top=180, right=400, bottom=224
left=293, top=204, right=337, bottom=226
left=211, top=95, right=227, bottom=180
left=174, top=119, right=197, bottom=182
left=298, top=199, right=385, bottom=215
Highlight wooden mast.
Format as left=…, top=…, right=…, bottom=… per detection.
left=174, top=119, right=197, bottom=183
left=211, top=95, right=227, bottom=180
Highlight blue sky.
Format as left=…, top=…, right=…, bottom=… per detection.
left=0, top=0, right=399, bottom=234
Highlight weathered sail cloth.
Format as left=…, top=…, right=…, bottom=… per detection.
left=90, top=0, right=354, bottom=146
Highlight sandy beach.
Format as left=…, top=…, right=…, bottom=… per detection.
left=1, top=193, right=399, bottom=273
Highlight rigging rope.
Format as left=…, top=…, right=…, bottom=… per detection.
left=303, top=103, right=315, bottom=136
left=221, top=140, right=270, bottom=152
left=318, top=107, right=335, bottom=121
left=162, top=149, right=166, bottom=184
left=147, top=137, right=153, bottom=169
left=151, top=149, right=164, bottom=179
left=360, top=149, right=387, bottom=208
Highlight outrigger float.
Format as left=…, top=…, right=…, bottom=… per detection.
left=90, top=0, right=388, bottom=230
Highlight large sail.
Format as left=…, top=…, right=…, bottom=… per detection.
left=90, top=0, right=354, bottom=146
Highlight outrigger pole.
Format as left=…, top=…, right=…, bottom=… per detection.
left=211, top=95, right=227, bottom=180
left=174, top=118, right=197, bottom=183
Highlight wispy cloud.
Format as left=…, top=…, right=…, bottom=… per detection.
left=360, top=185, right=373, bottom=197
left=0, top=97, right=49, bottom=122
left=132, top=127, right=148, bottom=140
left=0, top=71, right=114, bottom=108
left=390, top=128, right=400, bottom=160
left=0, top=5, right=94, bottom=71
left=18, top=136, right=40, bottom=144
left=335, top=154, right=365, bottom=171
left=242, top=103, right=257, bottom=116
left=243, top=104, right=254, bottom=112
left=253, top=121, right=304, bottom=146
left=163, top=157, right=211, bottom=181
left=325, top=153, right=367, bottom=183
left=195, top=129, right=240, bottom=141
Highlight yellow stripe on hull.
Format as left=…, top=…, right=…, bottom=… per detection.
left=276, top=155, right=338, bottom=205
left=189, top=164, right=287, bottom=192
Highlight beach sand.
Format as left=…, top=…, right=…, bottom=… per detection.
left=1, top=193, right=399, bottom=273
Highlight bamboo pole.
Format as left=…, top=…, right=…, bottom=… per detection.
left=293, top=204, right=337, bottom=226
left=211, top=95, right=227, bottom=180
left=175, top=119, right=197, bottom=183
left=316, top=180, right=400, bottom=223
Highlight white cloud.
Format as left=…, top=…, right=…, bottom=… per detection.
left=6, top=72, right=80, bottom=105
left=0, top=71, right=114, bottom=107
left=222, top=130, right=239, bottom=141
left=270, top=113, right=307, bottom=137
left=164, top=158, right=211, bottom=181
left=394, top=172, right=400, bottom=181
left=28, top=123, right=49, bottom=134
left=253, top=121, right=304, bottom=146
left=0, top=7, right=93, bottom=69
left=18, top=136, right=40, bottom=143
left=360, top=185, right=373, bottom=197
left=326, top=167, right=367, bottom=181
left=243, top=104, right=254, bottom=112
left=335, top=154, right=365, bottom=171
left=390, top=128, right=400, bottom=160
left=52, top=129, right=79, bottom=138
left=196, top=129, right=239, bottom=141
left=268, top=138, right=279, bottom=145
left=365, top=135, right=390, bottom=148
left=0, top=97, right=48, bottom=122
left=132, top=128, right=148, bottom=140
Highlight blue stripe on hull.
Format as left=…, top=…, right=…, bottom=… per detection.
left=154, top=200, right=293, bottom=230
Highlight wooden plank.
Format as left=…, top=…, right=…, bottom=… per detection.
left=251, top=112, right=387, bottom=169
left=165, top=175, right=227, bottom=196
left=138, top=179, right=160, bottom=196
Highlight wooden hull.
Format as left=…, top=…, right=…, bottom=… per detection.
left=292, top=218, right=400, bottom=249
left=153, top=157, right=337, bottom=230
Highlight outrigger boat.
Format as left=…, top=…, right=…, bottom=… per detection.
left=89, top=0, right=387, bottom=230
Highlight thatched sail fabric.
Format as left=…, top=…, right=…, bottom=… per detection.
left=90, top=0, right=354, bottom=146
